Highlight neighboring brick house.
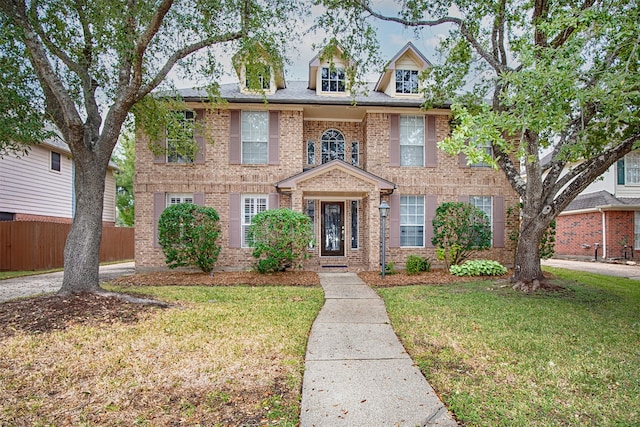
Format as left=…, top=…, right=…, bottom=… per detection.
left=135, top=43, right=519, bottom=271
left=0, top=136, right=117, bottom=225
left=555, top=152, right=640, bottom=260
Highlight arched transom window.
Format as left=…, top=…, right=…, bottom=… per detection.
left=321, top=129, right=345, bottom=164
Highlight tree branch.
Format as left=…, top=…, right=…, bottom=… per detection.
left=356, top=0, right=509, bottom=74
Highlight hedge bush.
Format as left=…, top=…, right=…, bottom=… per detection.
left=248, top=208, right=314, bottom=273
left=405, top=255, right=431, bottom=274
left=158, top=203, right=221, bottom=273
left=449, top=260, right=507, bottom=277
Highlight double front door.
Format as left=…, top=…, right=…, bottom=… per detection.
left=321, top=202, right=344, bottom=257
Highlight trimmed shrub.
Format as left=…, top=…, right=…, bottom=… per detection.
left=158, top=203, right=221, bottom=273
left=248, top=208, right=314, bottom=273
left=405, top=255, right=431, bottom=274
left=432, top=202, right=492, bottom=268
left=449, top=259, right=507, bottom=277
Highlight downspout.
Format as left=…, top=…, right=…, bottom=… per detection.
left=600, top=208, right=606, bottom=259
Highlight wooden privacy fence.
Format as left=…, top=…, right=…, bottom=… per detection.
left=0, top=222, right=134, bottom=271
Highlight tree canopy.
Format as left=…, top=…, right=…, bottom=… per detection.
left=0, top=0, right=306, bottom=294
left=318, top=0, right=640, bottom=290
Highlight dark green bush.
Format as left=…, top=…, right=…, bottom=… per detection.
left=449, top=259, right=507, bottom=277
left=405, top=254, right=431, bottom=274
left=157, top=203, right=221, bottom=273
left=432, top=202, right=492, bottom=268
left=248, top=208, right=314, bottom=273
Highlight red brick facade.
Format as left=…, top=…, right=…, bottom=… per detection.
left=555, top=210, right=636, bottom=259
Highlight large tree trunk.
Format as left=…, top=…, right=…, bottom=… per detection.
left=58, top=150, right=108, bottom=295
left=511, top=216, right=548, bottom=292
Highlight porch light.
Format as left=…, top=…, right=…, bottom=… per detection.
left=379, top=201, right=390, bottom=278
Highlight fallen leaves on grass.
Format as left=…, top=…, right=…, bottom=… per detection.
left=0, top=292, right=160, bottom=339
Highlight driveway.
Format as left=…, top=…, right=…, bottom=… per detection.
left=0, top=262, right=135, bottom=302
left=542, top=258, right=640, bottom=280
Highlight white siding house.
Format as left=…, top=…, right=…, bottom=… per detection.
left=0, top=137, right=117, bottom=224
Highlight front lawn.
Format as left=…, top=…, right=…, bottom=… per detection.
left=376, top=267, right=640, bottom=426
left=0, top=285, right=323, bottom=426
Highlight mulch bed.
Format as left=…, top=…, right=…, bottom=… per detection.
left=110, top=270, right=321, bottom=287
left=359, top=269, right=510, bottom=287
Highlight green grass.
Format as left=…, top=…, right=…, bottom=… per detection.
left=377, top=268, right=640, bottom=426
left=1, top=285, right=323, bottom=426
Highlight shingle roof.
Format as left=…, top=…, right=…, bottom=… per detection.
left=564, top=190, right=640, bottom=212
left=173, top=81, right=449, bottom=108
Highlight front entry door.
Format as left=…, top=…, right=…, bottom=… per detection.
left=321, top=202, right=344, bottom=256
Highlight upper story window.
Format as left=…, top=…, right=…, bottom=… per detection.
left=306, top=140, right=316, bottom=165
left=622, top=152, right=640, bottom=185
left=245, top=64, right=271, bottom=90
left=50, top=151, right=61, bottom=172
left=400, top=115, right=424, bottom=167
left=166, top=110, right=195, bottom=163
left=351, top=141, right=359, bottom=166
left=321, top=129, right=345, bottom=163
left=396, top=69, right=419, bottom=94
left=242, top=111, right=269, bottom=164
left=471, top=141, right=493, bottom=167
left=321, top=67, right=346, bottom=93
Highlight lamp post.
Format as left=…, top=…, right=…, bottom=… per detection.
left=379, top=201, right=390, bottom=278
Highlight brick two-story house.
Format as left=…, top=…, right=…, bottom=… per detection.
left=134, top=43, right=519, bottom=271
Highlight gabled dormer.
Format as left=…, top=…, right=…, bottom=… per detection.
left=308, top=44, right=351, bottom=96
left=232, top=43, right=285, bottom=95
left=375, top=42, right=430, bottom=98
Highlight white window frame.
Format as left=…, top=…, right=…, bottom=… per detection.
left=245, top=64, right=271, bottom=91
left=471, top=141, right=493, bottom=168
left=321, top=67, right=346, bottom=93
left=470, top=195, right=493, bottom=244
left=400, top=195, right=425, bottom=247
left=305, top=199, right=316, bottom=249
left=351, top=141, right=360, bottom=166
left=166, top=193, right=194, bottom=206
left=321, top=129, right=345, bottom=163
left=241, top=111, right=269, bottom=164
left=50, top=151, right=61, bottom=172
left=166, top=110, right=195, bottom=164
left=626, top=152, right=640, bottom=185
left=395, top=69, right=419, bottom=94
left=635, top=211, right=640, bottom=249
left=242, top=194, right=268, bottom=248
left=400, top=115, right=425, bottom=167
left=306, top=140, right=316, bottom=165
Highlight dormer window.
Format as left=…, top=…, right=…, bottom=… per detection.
left=396, top=70, right=419, bottom=94
left=245, top=64, right=271, bottom=91
left=321, top=67, right=346, bottom=92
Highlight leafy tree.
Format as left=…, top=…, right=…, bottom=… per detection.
left=317, top=0, right=640, bottom=291
left=113, top=132, right=134, bottom=227
left=248, top=209, right=314, bottom=273
left=0, top=0, right=305, bottom=295
left=158, top=203, right=221, bottom=273
left=432, top=202, right=492, bottom=268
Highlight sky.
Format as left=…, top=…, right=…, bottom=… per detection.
left=171, top=2, right=453, bottom=89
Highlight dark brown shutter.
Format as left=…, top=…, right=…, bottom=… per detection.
left=194, top=192, right=205, bottom=206
left=268, top=192, right=279, bottom=210
left=389, top=114, right=400, bottom=167
left=388, top=193, right=400, bottom=248
left=268, top=111, right=280, bottom=165
left=229, top=110, right=241, bottom=164
left=425, top=116, right=437, bottom=168
left=459, top=152, right=469, bottom=168
left=493, top=196, right=505, bottom=248
left=459, top=195, right=469, bottom=204
left=194, top=109, right=206, bottom=164
left=425, top=195, right=437, bottom=247
left=229, top=193, right=241, bottom=248
left=153, top=192, right=165, bottom=247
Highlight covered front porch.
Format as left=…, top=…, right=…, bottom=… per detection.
left=276, top=160, right=395, bottom=271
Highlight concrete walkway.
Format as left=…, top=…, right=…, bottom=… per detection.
left=0, top=262, right=135, bottom=302
left=300, top=272, right=458, bottom=427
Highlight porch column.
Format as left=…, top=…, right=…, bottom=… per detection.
left=291, top=189, right=304, bottom=212
left=368, top=191, right=382, bottom=270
